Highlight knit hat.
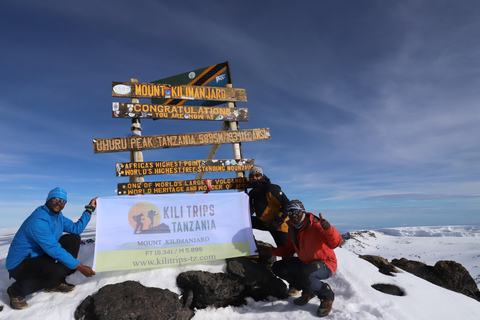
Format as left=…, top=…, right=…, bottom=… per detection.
left=286, top=199, right=305, bottom=213
left=46, top=187, right=67, bottom=202
left=249, top=165, right=263, bottom=176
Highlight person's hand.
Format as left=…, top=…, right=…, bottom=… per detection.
left=76, top=263, right=96, bottom=277
left=89, top=197, right=99, bottom=208
left=255, top=245, right=273, bottom=258
left=319, top=213, right=331, bottom=230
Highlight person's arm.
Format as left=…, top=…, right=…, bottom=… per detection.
left=63, top=197, right=98, bottom=234
left=248, top=192, right=255, bottom=216
left=84, top=197, right=98, bottom=215
left=318, top=213, right=342, bottom=249
left=75, top=263, right=96, bottom=277
left=30, top=219, right=80, bottom=269
left=270, top=185, right=289, bottom=229
left=270, top=236, right=296, bottom=257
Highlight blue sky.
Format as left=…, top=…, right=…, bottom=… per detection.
left=1, top=0, right=480, bottom=232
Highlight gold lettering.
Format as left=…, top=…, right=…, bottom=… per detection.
left=135, top=137, right=142, bottom=149
left=186, top=86, right=194, bottom=98
left=135, top=84, right=142, bottom=95
left=153, top=85, right=160, bottom=97
left=210, top=88, right=216, bottom=99
left=171, top=86, right=178, bottom=97
left=198, top=87, right=205, bottom=99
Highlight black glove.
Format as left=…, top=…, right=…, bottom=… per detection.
left=319, top=213, right=331, bottom=230
left=255, top=245, right=272, bottom=259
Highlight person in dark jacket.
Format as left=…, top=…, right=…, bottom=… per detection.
left=6, top=187, right=97, bottom=310
left=248, top=165, right=290, bottom=247
left=257, top=200, right=342, bottom=317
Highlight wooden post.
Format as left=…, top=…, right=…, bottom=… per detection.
left=129, top=78, right=144, bottom=184
left=226, top=84, right=244, bottom=178
left=189, top=85, right=245, bottom=194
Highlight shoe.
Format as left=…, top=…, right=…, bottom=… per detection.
left=317, top=299, right=334, bottom=317
left=293, top=291, right=315, bottom=306
left=287, top=286, right=300, bottom=296
left=7, top=286, right=28, bottom=310
left=45, top=282, right=76, bottom=293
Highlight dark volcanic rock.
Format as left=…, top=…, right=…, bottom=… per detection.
left=359, top=255, right=400, bottom=276
left=74, top=280, right=194, bottom=320
left=371, top=283, right=405, bottom=296
left=391, top=258, right=480, bottom=302
left=176, top=270, right=245, bottom=309
left=226, top=257, right=288, bottom=301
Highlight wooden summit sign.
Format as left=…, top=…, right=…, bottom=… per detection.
left=93, top=128, right=270, bottom=154
left=116, top=159, right=254, bottom=177
left=112, top=102, right=249, bottom=121
left=118, top=177, right=252, bottom=195
left=112, top=81, right=247, bottom=102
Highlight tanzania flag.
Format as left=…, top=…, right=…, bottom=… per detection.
left=151, top=61, right=231, bottom=107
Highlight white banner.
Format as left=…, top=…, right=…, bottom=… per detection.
left=93, top=192, right=255, bottom=272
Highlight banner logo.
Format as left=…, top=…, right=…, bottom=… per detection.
left=128, top=202, right=170, bottom=234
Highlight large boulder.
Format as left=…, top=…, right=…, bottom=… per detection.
left=391, top=258, right=480, bottom=302
left=176, top=270, right=245, bottom=309
left=74, top=280, right=194, bottom=320
left=359, top=255, right=399, bottom=276
left=226, top=257, right=288, bottom=301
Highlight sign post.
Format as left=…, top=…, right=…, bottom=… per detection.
left=93, top=128, right=270, bottom=154
left=112, top=82, right=247, bottom=102
left=94, top=62, right=270, bottom=196
left=129, top=78, right=144, bottom=184
left=115, top=159, right=255, bottom=177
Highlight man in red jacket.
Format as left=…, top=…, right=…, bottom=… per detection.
left=258, top=199, right=342, bottom=317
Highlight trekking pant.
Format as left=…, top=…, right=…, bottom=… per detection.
left=272, top=256, right=335, bottom=300
left=8, top=234, right=81, bottom=298
left=251, top=216, right=288, bottom=247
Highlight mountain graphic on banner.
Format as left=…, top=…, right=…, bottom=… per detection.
left=138, top=223, right=171, bottom=234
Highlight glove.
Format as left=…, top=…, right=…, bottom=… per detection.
left=319, top=213, right=331, bottom=230
left=255, top=245, right=272, bottom=259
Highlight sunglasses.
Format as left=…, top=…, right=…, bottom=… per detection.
left=287, top=209, right=303, bottom=217
left=249, top=173, right=262, bottom=178
left=50, top=197, right=67, bottom=205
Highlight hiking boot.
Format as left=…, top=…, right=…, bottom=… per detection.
left=7, top=286, right=28, bottom=310
left=317, top=299, right=334, bottom=317
left=45, top=282, right=76, bottom=293
left=287, top=286, right=300, bottom=296
left=293, top=291, right=315, bottom=306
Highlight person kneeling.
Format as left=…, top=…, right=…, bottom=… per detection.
left=257, top=200, right=342, bottom=317
left=6, top=187, right=97, bottom=310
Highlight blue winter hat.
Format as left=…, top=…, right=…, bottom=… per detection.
left=46, top=187, right=67, bottom=202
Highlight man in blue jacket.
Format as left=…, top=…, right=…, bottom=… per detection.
left=6, top=187, right=98, bottom=310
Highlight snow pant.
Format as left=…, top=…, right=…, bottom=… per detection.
left=272, top=256, right=334, bottom=301
left=251, top=216, right=288, bottom=247
left=8, top=234, right=81, bottom=298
